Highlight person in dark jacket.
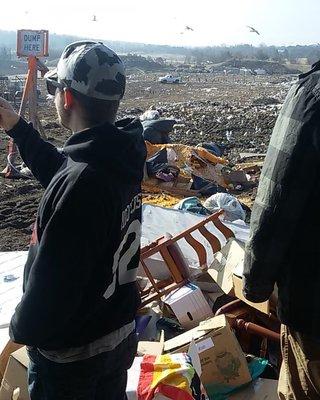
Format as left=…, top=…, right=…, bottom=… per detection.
left=243, top=63, right=320, bottom=399
left=0, top=41, right=146, bottom=400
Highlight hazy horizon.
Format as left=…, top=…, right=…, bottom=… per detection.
left=1, top=0, right=320, bottom=48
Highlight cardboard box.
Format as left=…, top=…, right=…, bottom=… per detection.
left=233, top=274, right=270, bottom=314
left=137, top=331, right=165, bottom=356
left=202, top=238, right=244, bottom=296
left=126, top=357, right=142, bottom=400
left=163, top=283, right=213, bottom=329
left=0, top=347, right=29, bottom=400
left=204, top=239, right=273, bottom=315
left=228, top=378, right=278, bottom=399
left=222, top=169, right=249, bottom=185
left=164, top=315, right=251, bottom=388
left=0, top=342, right=24, bottom=382
left=204, top=291, right=225, bottom=310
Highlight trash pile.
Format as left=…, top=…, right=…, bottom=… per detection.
left=123, top=103, right=278, bottom=399
left=0, top=73, right=287, bottom=399
left=144, top=146, right=260, bottom=210
left=132, top=99, right=270, bottom=224
left=133, top=205, right=280, bottom=399
left=0, top=205, right=280, bottom=399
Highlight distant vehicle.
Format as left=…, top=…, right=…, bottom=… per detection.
left=158, top=75, right=181, bottom=84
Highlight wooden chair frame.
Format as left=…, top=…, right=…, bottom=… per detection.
left=139, top=210, right=235, bottom=307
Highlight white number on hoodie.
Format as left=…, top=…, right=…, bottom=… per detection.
left=103, top=219, right=141, bottom=300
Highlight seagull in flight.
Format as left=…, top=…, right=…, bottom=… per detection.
left=185, top=25, right=194, bottom=31
left=247, top=25, right=260, bottom=35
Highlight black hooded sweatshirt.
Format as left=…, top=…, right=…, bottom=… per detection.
left=7, top=117, right=147, bottom=350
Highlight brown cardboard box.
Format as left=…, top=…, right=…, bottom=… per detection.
left=228, top=378, right=278, bottom=399
left=233, top=274, right=270, bottom=314
left=137, top=331, right=165, bottom=356
left=222, top=169, right=249, bottom=186
left=203, top=238, right=244, bottom=296
left=204, top=239, right=273, bottom=315
left=0, top=347, right=29, bottom=400
left=164, top=315, right=251, bottom=388
left=0, top=342, right=24, bottom=382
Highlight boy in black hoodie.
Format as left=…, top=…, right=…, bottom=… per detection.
left=0, top=41, right=146, bottom=400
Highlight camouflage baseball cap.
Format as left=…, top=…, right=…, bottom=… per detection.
left=45, top=41, right=126, bottom=101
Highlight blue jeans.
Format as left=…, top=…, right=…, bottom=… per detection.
left=27, top=332, right=137, bottom=400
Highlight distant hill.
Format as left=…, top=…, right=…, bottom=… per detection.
left=46, top=54, right=164, bottom=72
left=0, top=30, right=187, bottom=59
left=1, top=29, right=320, bottom=76
left=1, top=29, right=320, bottom=64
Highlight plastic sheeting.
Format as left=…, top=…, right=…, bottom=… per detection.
left=204, top=193, right=246, bottom=222
left=142, top=204, right=249, bottom=270
left=0, top=252, right=26, bottom=350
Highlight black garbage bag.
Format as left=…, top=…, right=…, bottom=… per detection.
left=142, top=119, right=176, bottom=144
left=146, top=148, right=168, bottom=177
left=191, top=174, right=227, bottom=196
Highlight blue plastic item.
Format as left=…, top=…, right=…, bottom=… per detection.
left=205, top=357, right=269, bottom=400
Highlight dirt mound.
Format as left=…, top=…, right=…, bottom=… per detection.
left=219, top=59, right=301, bottom=75
left=122, top=54, right=163, bottom=71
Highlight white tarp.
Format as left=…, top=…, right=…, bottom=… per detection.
left=142, top=204, right=249, bottom=271
left=0, top=252, right=27, bottom=350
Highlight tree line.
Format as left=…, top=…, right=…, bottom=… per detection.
left=1, top=29, right=320, bottom=65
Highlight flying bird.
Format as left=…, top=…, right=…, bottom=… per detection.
left=92, top=15, right=97, bottom=22
left=247, top=25, right=260, bottom=35
left=185, top=25, right=194, bottom=31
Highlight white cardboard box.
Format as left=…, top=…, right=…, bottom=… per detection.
left=164, top=283, right=213, bottom=329
left=126, top=357, right=142, bottom=400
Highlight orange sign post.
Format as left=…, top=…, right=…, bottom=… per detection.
left=1, top=30, right=49, bottom=178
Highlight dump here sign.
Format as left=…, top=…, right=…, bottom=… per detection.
left=17, top=30, right=49, bottom=57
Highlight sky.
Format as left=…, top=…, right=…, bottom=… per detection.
left=1, top=0, right=320, bottom=47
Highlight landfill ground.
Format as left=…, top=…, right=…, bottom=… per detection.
left=0, top=72, right=294, bottom=251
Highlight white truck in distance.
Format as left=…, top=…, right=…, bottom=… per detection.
left=158, top=74, right=181, bottom=84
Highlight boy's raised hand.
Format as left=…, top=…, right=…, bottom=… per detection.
left=0, top=97, right=20, bottom=131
